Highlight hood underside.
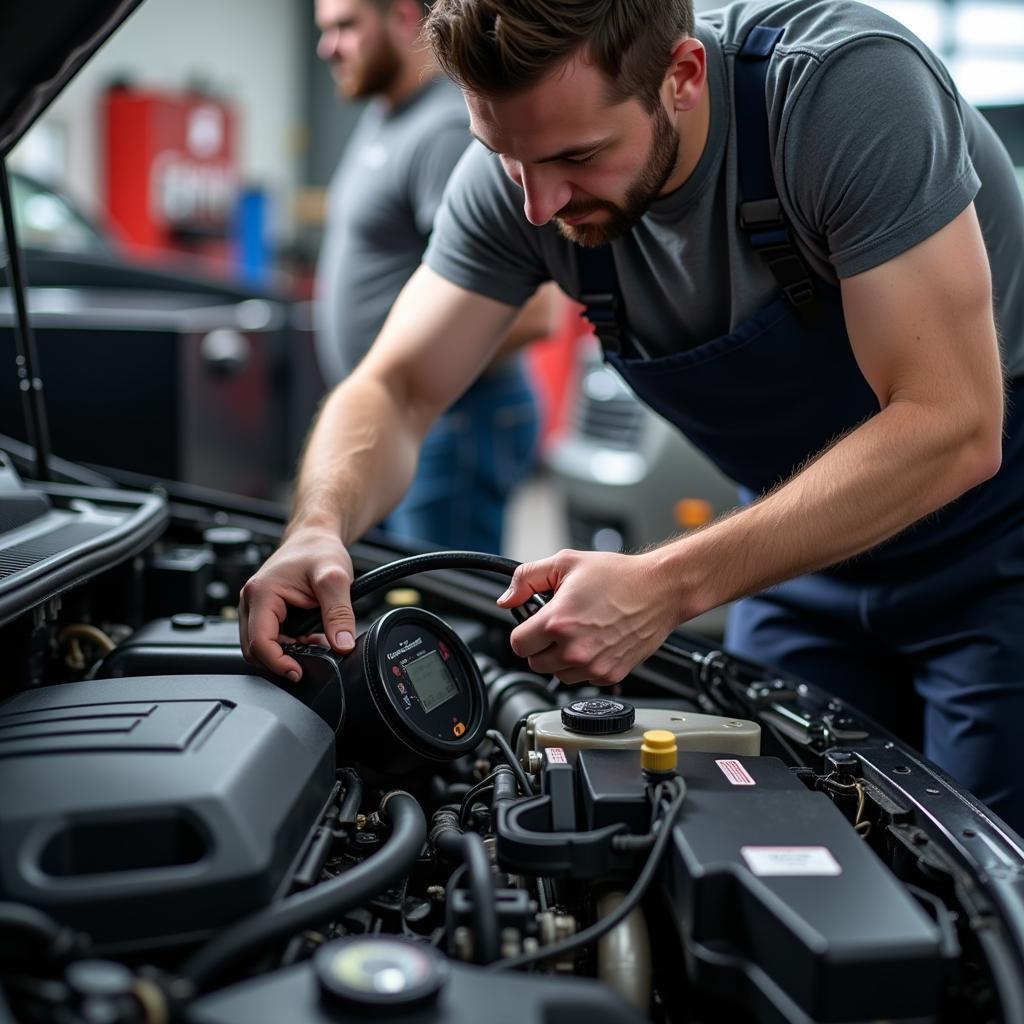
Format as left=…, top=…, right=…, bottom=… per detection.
left=0, top=0, right=145, bottom=160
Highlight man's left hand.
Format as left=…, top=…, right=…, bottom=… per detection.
left=496, top=549, right=682, bottom=685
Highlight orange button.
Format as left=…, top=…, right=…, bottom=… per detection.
left=453, top=722, right=466, bottom=737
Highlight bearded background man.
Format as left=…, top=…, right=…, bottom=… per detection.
left=246, top=0, right=1024, bottom=834
left=313, top=0, right=550, bottom=552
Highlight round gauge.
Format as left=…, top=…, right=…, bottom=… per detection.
left=339, top=607, right=488, bottom=774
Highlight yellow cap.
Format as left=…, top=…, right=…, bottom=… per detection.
left=384, top=588, right=421, bottom=607
left=641, top=729, right=678, bottom=773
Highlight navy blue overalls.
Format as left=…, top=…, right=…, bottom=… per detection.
left=577, top=25, right=1024, bottom=833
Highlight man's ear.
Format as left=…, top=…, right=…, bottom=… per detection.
left=664, top=38, right=706, bottom=112
left=388, top=0, right=426, bottom=41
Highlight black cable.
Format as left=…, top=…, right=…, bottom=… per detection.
left=335, top=768, right=363, bottom=831
left=461, top=833, right=500, bottom=964
left=0, top=902, right=62, bottom=949
left=486, top=729, right=533, bottom=795
left=181, top=791, right=426, bottom=991
left=0, top=902, right=79, bottom=966
left=447, top=863, right=467, bottom=891
left=489, top=777, right=686, bottom=971
left=459, top=784, right=496, bottom=831
left=283, top=551, right=528, bottom=637
left=509, top=716, right=529, bottom=754
left=459, top=767, right=510, bottom=830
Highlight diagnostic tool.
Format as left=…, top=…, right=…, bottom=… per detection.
left=287, top=606, right=487, bottom=775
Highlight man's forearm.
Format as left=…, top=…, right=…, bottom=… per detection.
left=288, top=372, right=424, bottom=546
left=651, top=395, right=1002, bottom=621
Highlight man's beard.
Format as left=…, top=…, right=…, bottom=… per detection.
left=555, top=104, right=679, bottom=247
left=335, top=35, right=401, bottom=99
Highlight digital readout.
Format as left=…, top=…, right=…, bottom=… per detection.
left=404, top=650, right=458, bottom=713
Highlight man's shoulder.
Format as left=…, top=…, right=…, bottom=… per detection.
left=702, top=0, right=932, bottom=61
left=399, top=77, right=468, bottom=135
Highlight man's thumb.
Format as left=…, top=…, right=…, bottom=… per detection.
left=496, top=559, right=551, bottom=608
left=323, top=604, right=357, bottom=653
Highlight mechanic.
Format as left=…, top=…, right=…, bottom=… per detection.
left=313, top=0, right=554, bottom=552
left=243, top=0, right=1024, bottom=832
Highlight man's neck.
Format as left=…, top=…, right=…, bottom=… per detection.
left=662, top=82, right=711, bottom=195
left=383, top=49, right=440, bottom=108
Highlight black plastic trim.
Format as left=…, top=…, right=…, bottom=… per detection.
left=0, top=481, right=167, bottom=626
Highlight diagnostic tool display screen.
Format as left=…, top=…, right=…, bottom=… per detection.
left=405, top=650, right=459, bottom=713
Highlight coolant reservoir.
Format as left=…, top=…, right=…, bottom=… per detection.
left=519, top=698, right=760, bottom=769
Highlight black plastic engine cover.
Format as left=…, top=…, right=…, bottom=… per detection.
left=185, top=955, right=648, bottom=1024
left=0, top=675, right=335, bottom=953
left=663, top=751, right=946, bottom=1023
left=94, top=615, right=249, bottom=677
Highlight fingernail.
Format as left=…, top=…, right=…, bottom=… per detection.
left=335, top=630, right=355, bottom=650
left=497, top=587, right=513, bottom=604
left=286, top=669, right=300, bottom=684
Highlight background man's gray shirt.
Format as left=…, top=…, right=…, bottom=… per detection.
left=315, top=76, right=469, bottom=384
left=424, top=0, right=1023, bottom=375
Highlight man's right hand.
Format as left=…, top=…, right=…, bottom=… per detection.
left=239, top=525, right=357, bottom=682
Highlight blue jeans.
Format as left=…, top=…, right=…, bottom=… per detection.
left=726, top=520, right=1024, bottom=836
left=384, top=362, right=540, bottom=554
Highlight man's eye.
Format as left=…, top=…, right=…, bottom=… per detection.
left=565, top=153, right=597, bottom=166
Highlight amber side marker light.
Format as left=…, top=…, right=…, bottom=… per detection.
left=674, top=498, right=714, bottom=530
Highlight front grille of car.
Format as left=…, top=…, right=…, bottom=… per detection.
left=572, top=370, right=645, bottom=450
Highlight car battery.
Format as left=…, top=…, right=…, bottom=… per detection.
left=663, top=751, right=947, bottom=1023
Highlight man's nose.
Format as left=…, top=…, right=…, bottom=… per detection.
left=519, top=165, right=571, bottom=227
left=316, top=28, right=339, bottom=61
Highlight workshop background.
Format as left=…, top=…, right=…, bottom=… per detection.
left=3, top=0, right=1022, bottom=569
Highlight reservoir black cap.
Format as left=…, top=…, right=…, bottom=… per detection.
left=561, top=697, right=635, bottom=735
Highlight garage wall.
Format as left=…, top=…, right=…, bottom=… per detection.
left=11, top=0, right=308, bottom=244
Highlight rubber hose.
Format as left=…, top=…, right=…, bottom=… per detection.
left=0, top=902, right=67, bottom=964
left=181, top=791, right=426, bottom=991
left=281, top=551, right=546, bottom=639
left=461, top=832, right=500, bottom=964
left=429, top=807, right=465, bottom=861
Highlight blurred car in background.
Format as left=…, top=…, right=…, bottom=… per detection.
left=8, top=169, right=112, bottom=256
left=0, top=170, right=325, bottom=499
left=548, top=338, right=739, bottom=638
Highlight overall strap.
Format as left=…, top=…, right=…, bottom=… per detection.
left=578, top=20, right=823, bottom=352
left=577, top=245, right=625, bottom=355
left=735, top=25, right=822, bottom=325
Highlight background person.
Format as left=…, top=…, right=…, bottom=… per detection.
left=313, top=0, right=552, bottom=552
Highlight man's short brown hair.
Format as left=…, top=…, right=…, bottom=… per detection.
left=425, top=0, right=695, bottom=113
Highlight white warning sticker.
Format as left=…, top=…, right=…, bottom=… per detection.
left=741, top=846, right=842, bottom=877
left=715, top=758, right=756, bottom=786
left=545, top=747, right=568, bottom=764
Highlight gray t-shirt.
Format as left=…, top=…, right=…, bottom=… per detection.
left=315, top=76, right=470, bottom=384
left=424, top=0, right=1023, bottom=375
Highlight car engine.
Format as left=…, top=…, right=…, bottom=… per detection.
left=1, top=456, right=1023, bottom=1024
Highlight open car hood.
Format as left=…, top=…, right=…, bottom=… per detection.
left=0, top=0, right=145, bottom=159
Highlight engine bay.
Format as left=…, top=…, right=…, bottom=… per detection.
left=2, top=471, right=1024, bottom=1024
